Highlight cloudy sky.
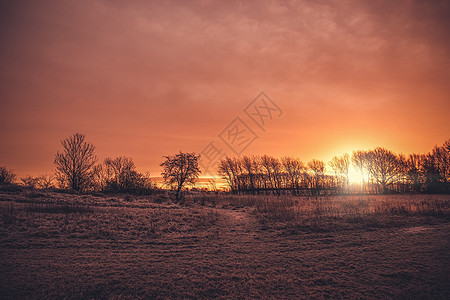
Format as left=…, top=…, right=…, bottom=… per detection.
left=1, top=0, right=449, bottom=177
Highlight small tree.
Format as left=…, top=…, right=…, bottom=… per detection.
left=54, top=133, right=97, bottom=191
left=160, top=152, right=201, bottom=202
left=37, top=174, right=55, bottom=189
left=20, top=175, right=40, bottom=188
left=0, top=167, right=16, bottom=184
left=104, top=156, right=137, bottom=191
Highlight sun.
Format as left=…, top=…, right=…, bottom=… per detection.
left=348, top=166, right=367, bottom=184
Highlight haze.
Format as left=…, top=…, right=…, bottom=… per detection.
left=1, top=0, right=449, bottom=177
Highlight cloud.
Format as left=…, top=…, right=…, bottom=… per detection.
left=1, top=0, right=449, bottom=175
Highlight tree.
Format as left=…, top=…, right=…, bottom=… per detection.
left=307, top=159, right=325, bottom=195
left=54, top=133, right=97, bottom=191
left=365, top=147, right=402, bottom=194
left=405, top=153, right=425, bottom=192
left=92, top=157, right=154, bottom=193
left=329, top=154, right=350, bottom=193
left=422, top=140, right=450, bottom=193
left=281, top=157, right=306, bottom=194
left=160, top=152, right=201, bottom=202
left=218, top=156, right=241, bottom=194
left=104, top=156, right=137, bottom=191
left=0, top=167, right=16, bottom=184
left=20, top=175, right=40, bottom=188
left=352, top=150, right=368, bottom=193
left=261, top=155, right=282, bottom=191
left=241, top=156, right=258, bottom=193
left=37, top=174, right=55, bottom=189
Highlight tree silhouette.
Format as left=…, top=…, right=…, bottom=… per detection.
left=352, top=150, right=367, bottom=193
left=365, top=147, right=402, bottom=194
left=54, top=133, right=97, bottom=191
left=160, top=152, right=201, bottom=202
left=281, top=157, right=305, bottom=194
left=241, top=156, right=258, bottom=193
left=104, top=156, right=137, bottom=191
left=20, top=175, right=40, bottom=188
left=218, top=156, right=241, bottom=194
left=261, top=155, right=283, bottom=191
left=329, top=154, right=350, bottom=192
left=0, top=167, right=16, bottom=184
left=37, top=174, right=55, bottom=189
left=307, top=159, right=325, bottom=195
left=405, top=153, right=425, bottom=192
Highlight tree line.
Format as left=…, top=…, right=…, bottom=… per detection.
left=0, top=133, right=449, bottom=196
left=218, top=141, right=450, bottom=195
left=0, top=133, right=201, bottom=201
left=1, top=134, right=155, bottom=194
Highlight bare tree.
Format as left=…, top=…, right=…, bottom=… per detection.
left=352, top=150, right=368, bottom=193
left=218, top=156, right=241, bottom=194
left=261, top=155, right=283, bottom=192
left=241, top=156, right=258, bottom=193
left=422, top=140, right=450, bottom=192
left=104, top=156, right=137, bottom=191
left=405, top=153, right=425, bottom=192
left=0, top=167, right=16, bottom=184
left=37, top=174, right=55, bottom=189
left=160, top=152, right=201, bottom=202
left=329, top=154, right=350, bottom=193
left=20, top=175, right=40, bottom=188
left=281, top=157, right=306, bottom=194
left=307, top=159, right=325, bottom=195
left=365, top=147, right=402, bottom=194
left=54, top=133, right=97, bottom=191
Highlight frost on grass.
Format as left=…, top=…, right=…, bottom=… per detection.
left=0, top=188, right=449, bottom=299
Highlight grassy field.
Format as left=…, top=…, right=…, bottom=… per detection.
left=1, top=185, right=449, bottom=299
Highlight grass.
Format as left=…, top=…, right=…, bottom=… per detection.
left=251, top=194, right=449, bottom=232
left=0, top=188, right=449, bottom=298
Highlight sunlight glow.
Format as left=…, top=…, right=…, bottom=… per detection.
left=348, top=166, right=368, bottom=184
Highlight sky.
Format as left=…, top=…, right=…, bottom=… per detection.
left=1, top=0, right=449, bottom=178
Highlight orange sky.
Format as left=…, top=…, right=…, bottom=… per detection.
left=1, top=0, right=449, bottom=178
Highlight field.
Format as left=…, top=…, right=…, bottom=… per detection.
left=1, top=185, right=449, bottom=299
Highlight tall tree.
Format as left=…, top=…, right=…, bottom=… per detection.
left=405, top=153, right=425, bottom=192
left=329, top=154, right=350, bottom=192
left=218, top=156, right=241, bottom=193
left=307, top=159, right=325, bottom=195
left=365, top=147, right=402, bottom=194
left=281, top=157, right=305, bottom=193
left=54, top=133, right=97, bottom=191
left=160, top=152, right=201, bottom=202
left=261, top=155, right=282, bottom=191
left=241, top=156, right=258, bottom=193
left=352, top=150, right=368, bottom=193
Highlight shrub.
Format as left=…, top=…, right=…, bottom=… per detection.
left=0, top=166, right=16, bottom=184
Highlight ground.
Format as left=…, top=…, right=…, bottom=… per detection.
left=0, top=187, right=449, bottom=299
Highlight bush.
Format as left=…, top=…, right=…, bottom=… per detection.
left=0, top=166, right=16, bottom=184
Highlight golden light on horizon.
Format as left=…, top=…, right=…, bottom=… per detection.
left=348, top=166, right=368, bottom=185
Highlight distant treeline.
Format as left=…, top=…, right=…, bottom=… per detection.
left=217, top=140, right=450, bottom=195
left=1, top=136, right=449, bottom=195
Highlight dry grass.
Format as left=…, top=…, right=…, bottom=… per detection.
left=251, top=194, right=450, bottom=232
left=0, top=187, right=449, bottom=299
left=0, top=188, right=220, bottom=240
